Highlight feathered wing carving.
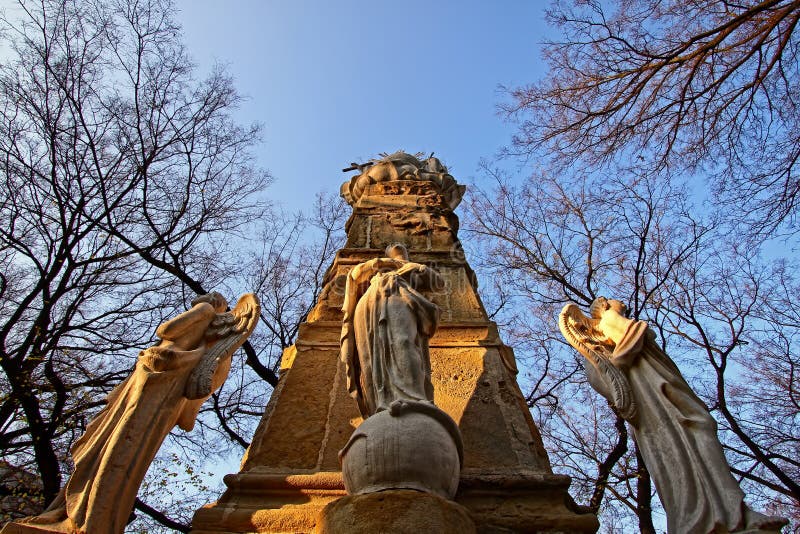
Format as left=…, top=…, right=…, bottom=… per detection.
left=558, top=303, right=637, bottom=422
left=184, top=293, right=261, bottom=400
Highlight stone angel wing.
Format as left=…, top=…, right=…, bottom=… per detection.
left=558, top=303, right=637, bottom=421
left=184, top=293, right=261, bottom=400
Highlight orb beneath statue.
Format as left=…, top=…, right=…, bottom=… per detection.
left=339, top=400, right=463, bottom=499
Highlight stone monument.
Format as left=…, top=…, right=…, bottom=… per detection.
left=2, top=292, right=260, bottom=534
left=559, top=297, right=788, bottom=534
left=190, top=151, right=598, bottom=533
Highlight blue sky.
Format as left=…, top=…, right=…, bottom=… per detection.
left=173, top=1, right=550, bottom=210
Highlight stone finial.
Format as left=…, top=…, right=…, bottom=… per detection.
left=340, top=150, right=466, bottom=209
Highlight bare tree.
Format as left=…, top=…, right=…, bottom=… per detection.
left=187, top=193, right=347, bottom=453
left=661, top=245, right=800, bottom=517
left=0, top=0, right=272, bottom=529
left=465, top=162, right=798, bottom=530
left=0, top=1, right=349, bottom=529
left=483, top=2, right=800, bottom=526
left=105, top=197, right=346, bottom=532
left=505, top=0, right=800, bottom=236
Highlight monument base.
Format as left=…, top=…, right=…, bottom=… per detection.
left=313, top=489, right=475, bottom=534
left=191, top=472, right=346, bottom=534
left=190, top=470, right=598, bottom=533
left=457, top=470, right=598, bottom=533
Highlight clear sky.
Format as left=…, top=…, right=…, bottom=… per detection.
left=173, top=1, right=550, bottom=210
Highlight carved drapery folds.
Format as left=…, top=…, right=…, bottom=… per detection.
left=559, top=297, right=787, bottom=534
left=339, top=243, right=442, bottom=418
left=337, top=243, right=464, bottom=503
left=2, top=293, right=260, bottom=534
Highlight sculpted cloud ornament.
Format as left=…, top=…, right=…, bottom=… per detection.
left=2, top=292, right=260, bottom=534
left=559, top=297, right=787, bottom=534
left=340, top=151, right=466, bottom=210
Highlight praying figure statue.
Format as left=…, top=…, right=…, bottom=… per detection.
left=559, top=297, right=787, bottom=534
left=2, top=292, right=260, bottom=534
left=340, top=243, right=444, bottom=418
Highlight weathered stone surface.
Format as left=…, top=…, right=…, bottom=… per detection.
left=0, top=523, right=69, bottom=534
left=313, top=490, right=476, bottom=534
left=340, top=152, right=465, bottom=211
left=456, top=471, right=598, bottom=533
left=2, top=293, right=260, bottom=534
left=429, top=265, right=486, bottom=321
left=190, top=153, right=596, bottom=533
left=241, top=347, right=344, bottom=471
left=340, top=244, right=442, bottom=417
left=340, top=402, right=462, bottom=499
left=192, top=472, right=347, bottom=534
left=318, top=360, right=363, bottom=471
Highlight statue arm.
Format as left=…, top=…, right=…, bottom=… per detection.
left=156, top=302, right=216, bottom=341
left=367, top=257, right=404, bottom=273
left=608, top=319, right=649, bottom=368
left=399, top=262, right=444, bottom=291
left=345, top=258, right=379, bottom=287
left=341, top=263, right=370, bottom=321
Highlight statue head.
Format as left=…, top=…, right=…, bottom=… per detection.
left=192, top=291, right=228, bottom=313
left=385, top=242, right=409, bottom=261
left=589, top=296, right=627, bottom=319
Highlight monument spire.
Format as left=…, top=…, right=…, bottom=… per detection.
left=191, top=151, right=598, bottom=533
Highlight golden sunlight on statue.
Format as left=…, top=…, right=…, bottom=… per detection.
left=340, top=242, right=444, bottom=418
left=2, top=292, right=260, bottom=534
left=335, top=243, right=464, bottom=505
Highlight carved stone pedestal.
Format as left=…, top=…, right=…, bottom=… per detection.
left=313, top=490, right=476, bottom=534
left=340, top=401, right=462, bottom=499
left=191, top=472, right=346, bottom=534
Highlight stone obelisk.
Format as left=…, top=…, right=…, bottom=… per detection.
left=190, top=152, right=598, bottom=533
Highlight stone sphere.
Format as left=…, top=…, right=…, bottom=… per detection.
left=340, top=403, right=462, bottom=499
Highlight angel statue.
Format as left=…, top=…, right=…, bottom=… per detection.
left=2, top=292, right=260, bottom=534
left=559, top=297, right=787, bottom=534
left=340, top=243, right=444, bottom=418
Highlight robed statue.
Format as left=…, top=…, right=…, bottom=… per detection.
left=3, top=292, right=260, bottom=534
left=559, top=297, right=787, bottom=534
left=340, top=243, right=444, bottom=418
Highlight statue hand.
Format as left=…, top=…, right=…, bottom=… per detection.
left=139, top=347, right=177, bottom=372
